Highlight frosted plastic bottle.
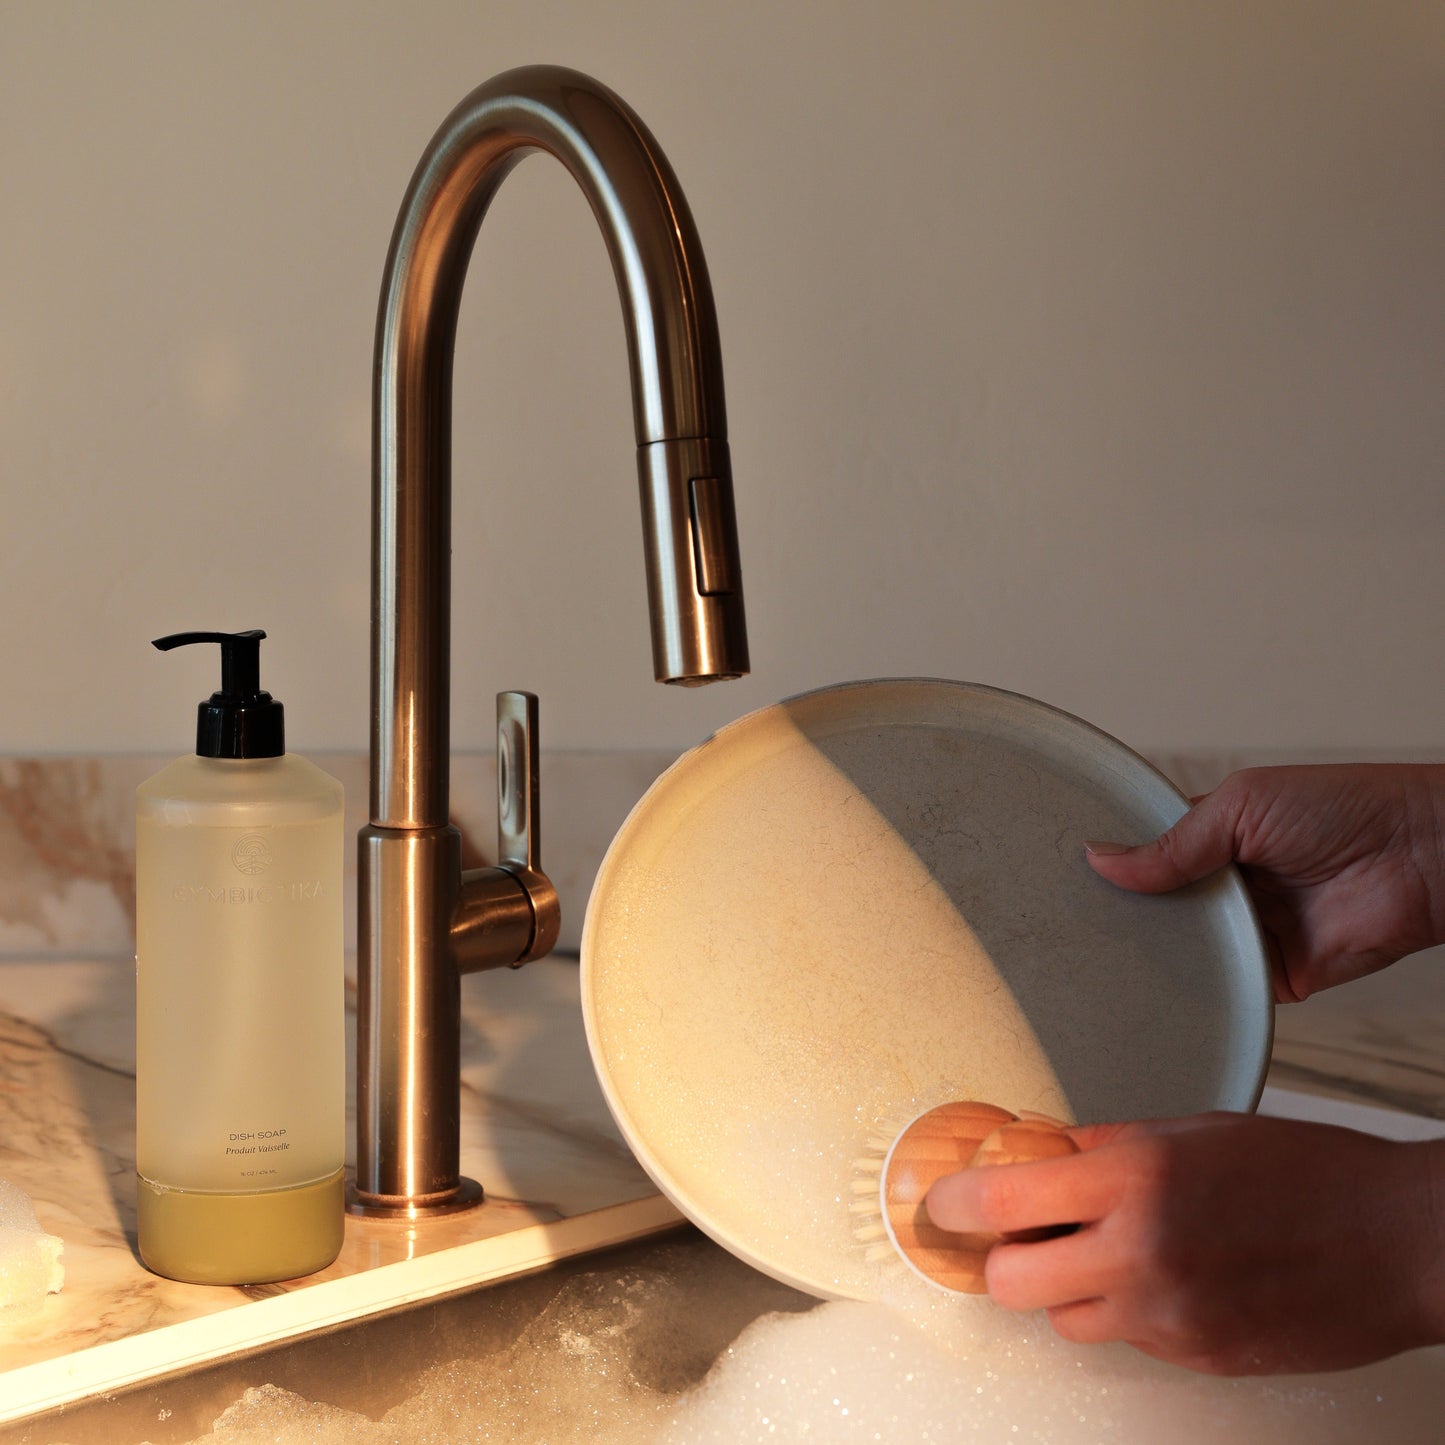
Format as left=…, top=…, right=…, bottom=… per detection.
left=135, top=629, right=345, bottom=1284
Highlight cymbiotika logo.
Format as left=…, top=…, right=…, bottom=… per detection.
left=231, top=834, right=274, bottom=876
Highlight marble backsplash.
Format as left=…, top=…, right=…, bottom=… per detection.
left=5, top=744, right=1442, bottom=966
left=0, top=751, right=679, bottom=963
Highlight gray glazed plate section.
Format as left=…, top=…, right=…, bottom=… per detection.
left=581, top=678, right=1273, bottom=1301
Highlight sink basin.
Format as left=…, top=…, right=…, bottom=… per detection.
left=0, top=1228, right=813, bottom=1445
left=4, top=1088, right=1443, bottom=1445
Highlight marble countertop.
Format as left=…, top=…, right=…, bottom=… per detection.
left=0, top=749, right=687, bottom=1425
left=1267, top=944, right=1445, bottom=1118
left=0, top=954, right=680, bottom=1425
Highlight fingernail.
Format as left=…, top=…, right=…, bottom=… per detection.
left=924, top=1172, right=985, bottom=1232
left=1084, top=839, right=1131, bottom=856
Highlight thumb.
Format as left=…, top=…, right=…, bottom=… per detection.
left=1085, top=794, right=1239, bottom=894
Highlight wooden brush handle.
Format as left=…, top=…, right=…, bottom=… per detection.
left=971, top=1118, right=1080, bottom=1245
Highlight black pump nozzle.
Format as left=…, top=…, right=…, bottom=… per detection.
left=153, top=629, right=285, bottom=759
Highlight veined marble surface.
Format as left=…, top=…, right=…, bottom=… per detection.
left=1, top=747, right=1443, bottom=1428
left=0, top=750, right=678, bottom=962
left=0, top=954, right=680, bottom=1422
left=0, top=750, right=683, bottom=1422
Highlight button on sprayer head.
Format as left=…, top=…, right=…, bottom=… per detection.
left=152, top=629, right=285, bottom=759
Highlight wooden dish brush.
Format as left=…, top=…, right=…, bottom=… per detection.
left=855, top=1100, right=1079, bottom=1293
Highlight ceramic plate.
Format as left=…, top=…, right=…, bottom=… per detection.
left=581, top=679, right=1272, bottom=1300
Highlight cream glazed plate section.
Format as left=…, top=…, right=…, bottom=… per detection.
left=580, top=679, right=1272, bottom=1301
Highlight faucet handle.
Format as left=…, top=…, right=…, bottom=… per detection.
left=496, top=691, right=541, bottom=873
left=451, top=692, right=559, bottom=972
left=490, top=691, right=560, bottom=965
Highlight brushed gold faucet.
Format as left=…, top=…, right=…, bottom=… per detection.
left=355, top=67, right=749, bottom=1217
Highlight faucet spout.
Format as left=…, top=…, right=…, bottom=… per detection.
left=356, top=67, right=748, bottom=1215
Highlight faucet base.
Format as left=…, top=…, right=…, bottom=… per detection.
left=346, top=1176, right=485, bottom=1221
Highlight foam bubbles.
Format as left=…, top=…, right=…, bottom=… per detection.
left=167, top=1242, right=1445, bottom=1445
left=662, top=1280, right=1443, bottom=1444
left=0, top=1178, right=64, bottom=1316
left=200, top=1384, right=379, bottom=1444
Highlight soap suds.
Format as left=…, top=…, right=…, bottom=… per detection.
left=159, top=1247, right=1444, bottom=1445
left=0, top=1178, right=64, bottom=1316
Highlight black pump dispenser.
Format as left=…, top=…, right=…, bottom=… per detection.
left=153, top=630, right=286, bottom=760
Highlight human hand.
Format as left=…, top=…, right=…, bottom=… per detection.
left=926, top=1112, right=1445, bottom=1375
left=1086, top=763, right=1445, bottom=1001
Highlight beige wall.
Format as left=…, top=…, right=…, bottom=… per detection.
left=3, top=1, right=1442, bottom=758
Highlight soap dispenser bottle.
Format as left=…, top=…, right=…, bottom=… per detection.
left=135, top=629, right=345, bottom=1284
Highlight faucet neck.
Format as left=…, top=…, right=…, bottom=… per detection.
left=369, top=65, right=745, bottom=830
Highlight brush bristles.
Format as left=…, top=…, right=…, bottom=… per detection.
left=851, top=1116, right=915, bottom=1278
left=852, top=1117, right=909, bottom=1270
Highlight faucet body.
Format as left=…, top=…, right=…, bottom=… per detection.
left=356, top=67, right=748, bottom=1215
